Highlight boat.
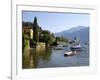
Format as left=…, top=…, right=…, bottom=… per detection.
left=64, top=51, right=77, bottom=56
left=62, top=44, right=68, bottom=47
left=70, top=37, right=82, bottom=51
left=53, top=45, right=63, bottom=50
left=70, top=44, right=81, bottom=50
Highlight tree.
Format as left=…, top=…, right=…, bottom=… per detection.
left=33, top=16, right=39, bottom=42
left=39, top=30, right=55, bottom=46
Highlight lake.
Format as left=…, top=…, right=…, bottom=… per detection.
left=22, top=44, right=89, bottom=69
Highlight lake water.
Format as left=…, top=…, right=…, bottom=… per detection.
left=22, top=45, right=89, bottom=69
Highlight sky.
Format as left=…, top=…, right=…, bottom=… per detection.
left=22, top=11, right=89, bottom=33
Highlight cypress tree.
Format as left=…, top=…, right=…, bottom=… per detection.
left=33, top=16, right=39, bottom=42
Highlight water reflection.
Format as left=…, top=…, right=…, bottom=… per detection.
left=22, top=47, right=52, bottom=68
left=22, top=46, right=89, bottom=69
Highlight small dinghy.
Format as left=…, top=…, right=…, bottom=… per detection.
left=64, top=51, right=77, bottom=56
left=53, top=45, right=63, bottom=50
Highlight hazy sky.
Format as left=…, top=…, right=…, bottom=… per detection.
left=22, top=11, right=89, bottom=33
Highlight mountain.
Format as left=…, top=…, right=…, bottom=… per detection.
left=54, top=26, right=89, bottom=43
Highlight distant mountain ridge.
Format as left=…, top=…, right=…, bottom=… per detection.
left=54, top=26, right=89, bottom=43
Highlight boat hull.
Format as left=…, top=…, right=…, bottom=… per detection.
left=64, top=53, right=75, bottom=56
left=64, top=51, right=76, bottom=56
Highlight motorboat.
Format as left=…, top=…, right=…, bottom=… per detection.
left=64, top=51, right=77, bottom=56
left=53, top=45, right=63, bottom=50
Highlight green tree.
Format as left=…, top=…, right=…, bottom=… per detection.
left=39, top=30, right=55, bottom=46
left=33, top=16, right=39, bottom=42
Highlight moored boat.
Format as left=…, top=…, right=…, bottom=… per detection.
left=64, top=51, right=77, bottom=56
left=53, top=45, right=63, bottom=50
left=70, top=36, right=82, bottom=51
left=70, top=44, right=81, bottom=50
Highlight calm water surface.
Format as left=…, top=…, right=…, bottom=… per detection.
left=22, top=45, right=89, bottom=69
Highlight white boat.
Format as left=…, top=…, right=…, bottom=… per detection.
left=70, top=44, right=81, bottom=50
left=53, top=45, right=63, bottom=50
left=64, top=51, right=77, bottom=56
left=70, top=37, right=82, bottom=50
